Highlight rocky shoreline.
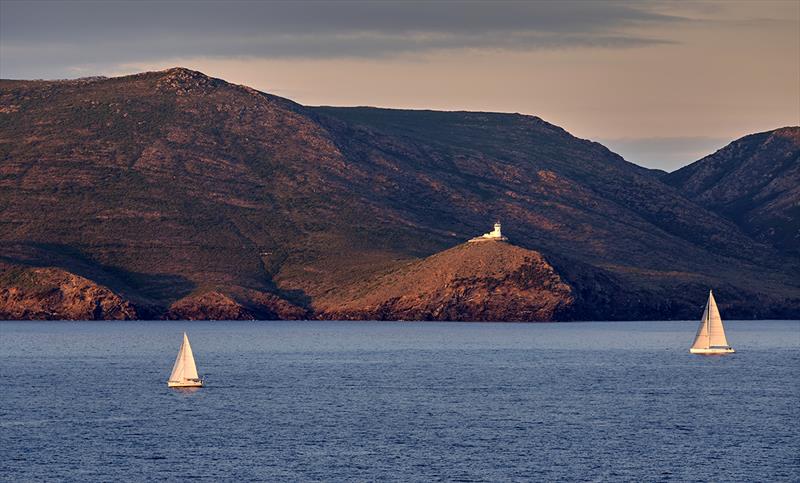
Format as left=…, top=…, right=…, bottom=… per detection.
left=3, top=240, right=798, bottom=321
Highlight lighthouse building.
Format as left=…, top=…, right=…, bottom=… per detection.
left=469, top=222, right=508, bottom=242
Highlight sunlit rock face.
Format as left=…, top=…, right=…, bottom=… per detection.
left=317, top=241, right=574, bottom=322
left=0, top=267, right=137, bottom=320
left=0, top=69, right=798, bottom=320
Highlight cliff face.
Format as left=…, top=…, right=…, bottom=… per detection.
left=318, top=241, right=573, bottom=321
left=0, top=68, right=798, bottom=320
left=0, top=266, right=136, bottom=320
left=164, top=291, right=254, bottom=321
left=664, top=127, right=800, bottom=254
left=164, top=290, right=308, bottom=321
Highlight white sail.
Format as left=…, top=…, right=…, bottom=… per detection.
left=691, top=297, right=712, bottom=349
left=169, top=332, right=200, bottom=382
left=705, top=292, right=729, bottom=347
left=691, top=290, right=732, bottom=352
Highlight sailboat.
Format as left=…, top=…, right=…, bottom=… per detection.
left=690, top=290, right=735, bottom=354
left=167, top=332, right=205, bottom=387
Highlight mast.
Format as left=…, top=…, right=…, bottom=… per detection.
left=707, top=291, right=711, bottom=348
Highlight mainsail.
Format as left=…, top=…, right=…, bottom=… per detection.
left=691, top=290, right=730, bottom=349
left=169, top=332, right=200, bottom=382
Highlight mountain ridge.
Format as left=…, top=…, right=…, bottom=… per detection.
left=1, top=67, right=798, bottom=320
left=664, top=127, right=799, bottom=253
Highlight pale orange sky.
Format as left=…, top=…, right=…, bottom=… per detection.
left=2, top=1, right=798, bottom=170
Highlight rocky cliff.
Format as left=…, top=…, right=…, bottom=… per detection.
left=0, top=266, right=136, bottom=320
left=318, top=240, right=573, bottom=321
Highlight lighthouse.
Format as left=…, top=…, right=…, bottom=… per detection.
left=469, top=221, right=508, bottom=242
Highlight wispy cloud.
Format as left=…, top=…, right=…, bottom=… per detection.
left=1, top=0, right=683, bottom=78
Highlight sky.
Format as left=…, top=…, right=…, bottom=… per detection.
left=1, top=0, right=798, bottom=171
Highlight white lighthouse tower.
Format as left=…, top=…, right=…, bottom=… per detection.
left=469, top=221, right=508, bottom=242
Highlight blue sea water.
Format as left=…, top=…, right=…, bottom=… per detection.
left=1, top=320, right=798, bottom=482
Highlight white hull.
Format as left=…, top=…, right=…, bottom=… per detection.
left=690, top=347, right=735, bottom=355
left=167, top=379, right=204, bottom=388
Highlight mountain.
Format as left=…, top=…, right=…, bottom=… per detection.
left=0, top=68, right=798, bottom=320
left=664, top=127, right=800, bottom=254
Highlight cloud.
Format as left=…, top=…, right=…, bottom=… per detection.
left=1, top=0, right=682, bottom=78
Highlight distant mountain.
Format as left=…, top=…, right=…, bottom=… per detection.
left=0, top=68, right=797, bottom=320
left=664, top=127, right=800, bottom=254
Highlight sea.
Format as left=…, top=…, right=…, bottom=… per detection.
left=1, top=320, right=798, bottom=482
